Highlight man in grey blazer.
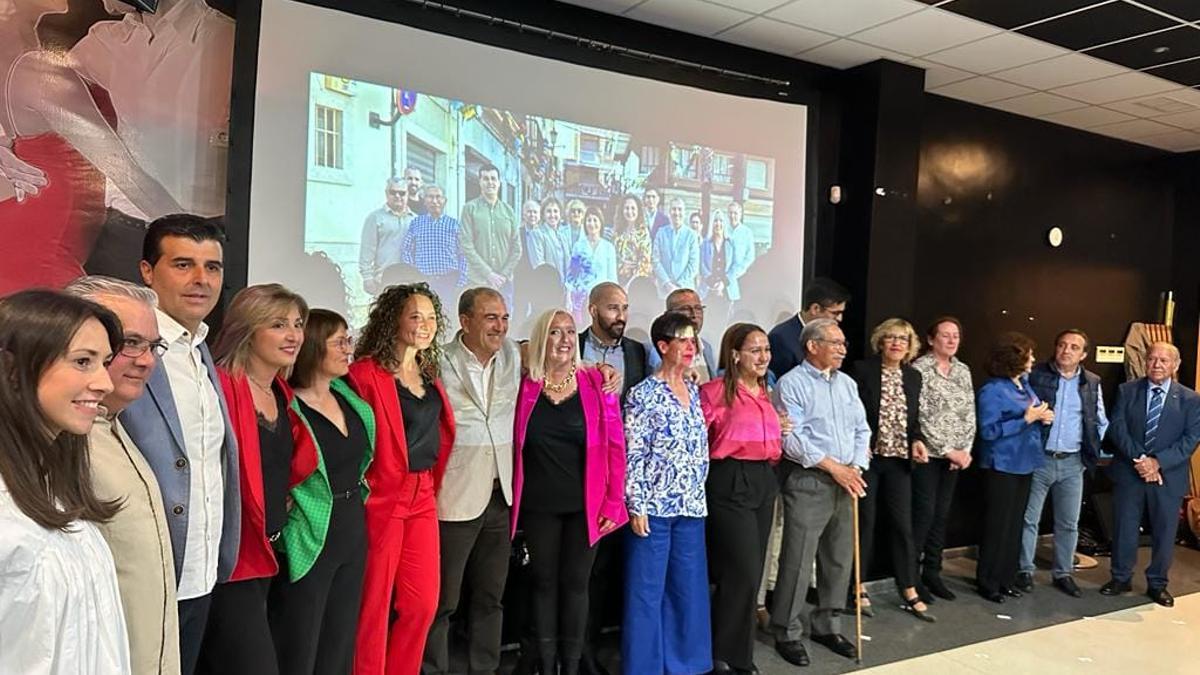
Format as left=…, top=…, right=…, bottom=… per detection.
left=425, top=287, right=520, bottom=675
left=1102, top=342, right=1200, bottom=607
left=120, top=214, right=240, bottom=675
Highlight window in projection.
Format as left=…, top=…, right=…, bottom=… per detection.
left=304, top=73, right=784, bottom=335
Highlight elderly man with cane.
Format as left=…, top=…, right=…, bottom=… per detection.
left=770, top=318, right=871, bottom=667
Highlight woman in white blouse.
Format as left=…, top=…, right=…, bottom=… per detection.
left=0, top=289, right=131, bottom=674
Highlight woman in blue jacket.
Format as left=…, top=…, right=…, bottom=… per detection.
left=975, top=332, right=1055, bottom=603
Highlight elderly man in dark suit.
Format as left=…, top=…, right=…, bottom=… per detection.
left=1102, top=342, right=1200, bottom=607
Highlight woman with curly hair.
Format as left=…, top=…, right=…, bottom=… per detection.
left=612, top=194, right=652, bottom=287
left=975, top=331, right=1053, bottom=603
left=350, top=283, right=457, bottom=674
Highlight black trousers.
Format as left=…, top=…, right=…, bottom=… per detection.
left=976, top=469, right=1034, bottom=595
left=859, top=456, right=918, bottom=589
left=912, top=457, right=960, bottom=578
left=269, top=496, right=367, bottom=675
left=424, top=486, right=512, bottom=675
left=706, top=459, right=777, bottom=670
left=178, top=593, right=213, bottom=675
left=522, top=510, right=599, bottom=665
left=583, top=518, right=624, bottom=661
left=197, top=577, right=278, bottom=675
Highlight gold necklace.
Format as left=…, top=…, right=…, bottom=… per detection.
left=248, top=375, right=274, bottom=394
left=544, top=365, right=577, bottom=394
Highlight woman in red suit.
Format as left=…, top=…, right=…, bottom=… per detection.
left=0, top=0, right=180, bottom=294
left=349, top=282, right=456, bottom=675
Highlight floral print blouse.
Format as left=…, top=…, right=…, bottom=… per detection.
left=624, top=376, right=709, bottom=518
left=875, top=366, right=909, bottom=458
left=614, top=226, right=653, bottom=286
left=911, top=353, right=976, bottom=457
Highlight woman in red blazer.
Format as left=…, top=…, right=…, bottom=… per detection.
left=348, top=283, right=456, bottom=675
left=512, top=308, right=628, bottom=675
left=206, top=283, right=319, bottom=674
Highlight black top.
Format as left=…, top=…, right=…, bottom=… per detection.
left=396, top=378, right=442, bottom=472
left=522, top=391, right=587, bottom=514
left=257, top=386, right=294, bottom=536
left=298, top=391, right=368, bottom=495
left=708, top=242, right=727, bottom=285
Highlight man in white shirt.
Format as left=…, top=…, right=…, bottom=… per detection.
left=120, top=214, right=239, bottom=675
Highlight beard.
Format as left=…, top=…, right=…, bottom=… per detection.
left=599, top=318, right=626, bottom=339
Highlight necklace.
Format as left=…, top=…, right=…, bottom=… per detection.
left=545, top=365, right=577, bottom=394
left=248, top=375, right=274, bottom=394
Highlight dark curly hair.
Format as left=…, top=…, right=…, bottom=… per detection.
left=354, top=282, right=446, bottom=380
left=986, top=331, right=1036, bottom=379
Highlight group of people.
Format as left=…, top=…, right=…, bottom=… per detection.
left=358, top=166, right=760, bottom=326
left=3, top=212, right=1199, bottom=675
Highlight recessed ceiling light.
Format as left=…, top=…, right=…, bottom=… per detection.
left=1153, top=46, right=1170, bottom=54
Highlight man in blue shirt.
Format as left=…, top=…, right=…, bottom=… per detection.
left=1020, top=329, right=1109, bottom=597
left=400, top=184, right=465, bottom=307
left=769, top=318, right=870, bottom=667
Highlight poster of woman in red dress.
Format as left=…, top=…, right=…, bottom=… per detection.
left=0, top=0, right=234, bottom=293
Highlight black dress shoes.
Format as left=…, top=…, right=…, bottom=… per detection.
left=811, top=633, right=857, bottom=660
left=1099, top=579, right=1133, bottom=596
left=978, top=588, right=1005, bottom=603
left=1001, top=586, right=1022, bottom=598
left=774, top=640, right=810, bottom=667
left=711, top=660, right=735, bottom=674
left=924, top=575, right=957, bottom=601
left=1015, top=572, right=1034, bottom=593
left=1148, top=587, right=1175, bottom=607
left=1053, top=576, right=1082, bottom=598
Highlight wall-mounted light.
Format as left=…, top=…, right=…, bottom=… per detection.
left=1047, top=226, right=1064, bottom=248
left=830, top=185, right=842, bottom=204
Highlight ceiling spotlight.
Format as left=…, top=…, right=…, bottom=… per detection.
left=1153, top=46, right=1170, bottom=54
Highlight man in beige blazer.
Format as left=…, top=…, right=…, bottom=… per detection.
left=68, top=276, right=179, bottom=675
left=424, top=287, right=521, bottom=675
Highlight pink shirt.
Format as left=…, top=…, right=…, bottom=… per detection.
left=700, top=380, right=783, bottom=463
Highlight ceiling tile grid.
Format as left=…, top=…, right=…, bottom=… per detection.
left=557, top=0, right=1200, bottom=151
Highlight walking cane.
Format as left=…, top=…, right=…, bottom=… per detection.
left=852, top=493, right=863, bottom=665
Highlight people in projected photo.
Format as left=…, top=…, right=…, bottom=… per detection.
left=643, top=187, right=670, bottom=240
left=563, top=198, right=587, bottom=251
left=612, top=193, right=652, bottom=287
left=726, top=201, right=755, bottom=305
left=701, top=211, right=733, bottom=301
left=459, top=163, right=521, bottom=303
left=404, top=166, right=427, bottom=215
left=688, top=211, right=706, bottom=291
left=400, top=185, right=466, bottom=306
left=566, top=206, right=617, bottom=324
left=652, top=198, right=700, bottom=297
left=533, top=196, right=570, bottom=279
left=359, top=177, right=414, bottom=295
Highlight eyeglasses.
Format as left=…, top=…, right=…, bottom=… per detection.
left=328, top=336, right=356, bottom=352
left=121, top=336, right=168, bottom=358
left=882, top=334, right=911, bottom=344
left=672, top=304, right=706, bottom=315
left=386, top=190, right=406, bottom=197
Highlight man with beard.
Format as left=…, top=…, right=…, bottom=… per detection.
left=404, top=166, right=427, bottom=215
left=579, top=282, right=651, bottom=402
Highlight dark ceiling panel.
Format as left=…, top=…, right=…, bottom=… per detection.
left=1018, top=1, right=1179, bottom=50
left=935, top=0, right=1110, bottom=29
left=1134, top=0, right=1200, bottom=21
left=1145, top=58, right=1200, bottom=86
left=1086, top=26, right=1200, bottom=69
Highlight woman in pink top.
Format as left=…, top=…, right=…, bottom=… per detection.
left=512, top=308, right=628, bottom=675
left=700, top=322, right=789, bottom=675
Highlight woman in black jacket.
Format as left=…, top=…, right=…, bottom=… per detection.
left=850, top=318, right=934, bottom=622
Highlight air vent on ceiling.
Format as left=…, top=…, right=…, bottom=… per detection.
left=1128, top=96, right=1198, bottom=115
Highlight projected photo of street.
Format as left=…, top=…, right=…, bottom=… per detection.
left=303, top=72, right=777, bottom=332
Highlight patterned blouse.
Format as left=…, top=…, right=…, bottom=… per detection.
left=875, top=366, right=909, bottom=458
left=911, top=353, right=977, bottom=457
left=614, top=225, right=653, bottom=286
left=624, top=376, right=709, bottom=518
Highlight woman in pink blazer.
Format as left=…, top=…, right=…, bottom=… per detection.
left=512, top=307, right=628, bottom=675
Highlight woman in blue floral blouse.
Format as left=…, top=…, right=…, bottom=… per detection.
left=622, top=311, right=712, bottom=674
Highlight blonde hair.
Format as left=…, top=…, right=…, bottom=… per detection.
left=526, top=308, right=580, bottom=382
left=212, top=283, right=309, bottom=377
left=870, top=317, right=920, bottom=363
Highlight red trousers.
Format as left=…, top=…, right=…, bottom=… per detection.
left=353, top=472, right=440, bottom=675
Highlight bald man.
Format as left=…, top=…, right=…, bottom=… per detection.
left=1103, top=342, right=1200, bottom=607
